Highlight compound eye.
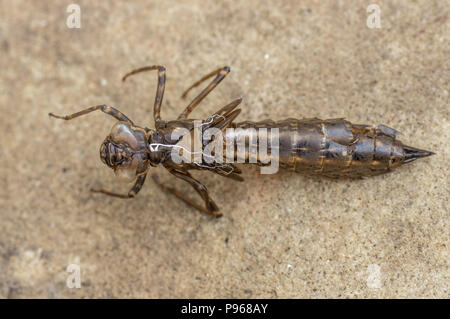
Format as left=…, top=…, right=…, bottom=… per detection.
left=114, top=156, right=139, bottom=183
left=107, top=122, right=148, bottom=182
left=109, top=122, right=139, bottom=149
left=100, top=143, right=108, bottom=165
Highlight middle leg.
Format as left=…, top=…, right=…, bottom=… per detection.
left=122, top=65, right=166, bottom=126
left=153, top=169, right=222, bottom=217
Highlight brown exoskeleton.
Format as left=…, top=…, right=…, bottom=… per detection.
left=50, top=65, right=434, bottom=217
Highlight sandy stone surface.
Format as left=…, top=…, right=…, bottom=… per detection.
left=0, top=1, right=448, bottom=298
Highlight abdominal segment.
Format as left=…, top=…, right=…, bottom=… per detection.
left=227, top=118, right=397, bottom=178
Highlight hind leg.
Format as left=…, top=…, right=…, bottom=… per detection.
left=178, top=66, right=230, bottom=119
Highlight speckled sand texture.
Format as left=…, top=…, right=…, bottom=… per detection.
left=0, top=1, right=448, bottom=298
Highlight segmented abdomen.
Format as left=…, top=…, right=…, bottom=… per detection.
left=229, top=118, right=397, bottom=178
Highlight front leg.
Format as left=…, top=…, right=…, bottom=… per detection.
left=49, top=104, right=133, bottom=124
left=91, top=174, right=147, bottom=199
left=153, top=169, right=222, bottom=218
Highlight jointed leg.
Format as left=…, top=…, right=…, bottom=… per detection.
left=151, top=175, right=211, bottom=215
left=215, top=97, right=243, bottom=117
left=153, top=169, right=222, bottom=217
left=49, top=104, right=133, bottom=123
left=122, top=65, right=166, bottom=125
left=91, top=174, right=147, bottom=199
left=178, top=66, right=230, bottom=119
